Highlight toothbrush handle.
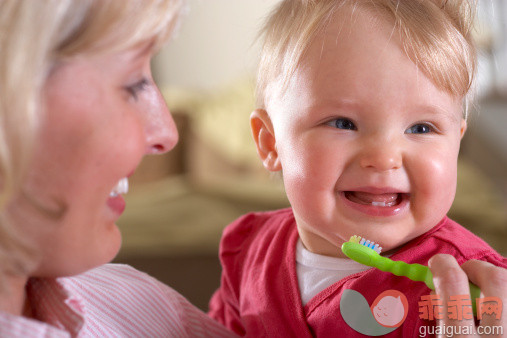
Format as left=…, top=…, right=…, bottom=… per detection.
left=375, top=256, right=434, bottom=289
left=375, top=256, right=481, bottom=314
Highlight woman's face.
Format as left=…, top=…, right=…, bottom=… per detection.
left=11, top=41, right=178, bottom=277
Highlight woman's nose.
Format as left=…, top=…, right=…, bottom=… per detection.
left=144, top=88, right=178, bottom=154
left=359, top=138, right=402, bottom=172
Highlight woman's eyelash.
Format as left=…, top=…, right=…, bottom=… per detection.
left=125, top=78, right=150, bottom=100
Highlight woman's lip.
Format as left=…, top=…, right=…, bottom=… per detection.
left=339, top=191, right=409, bottom=217
left=107, top=195, right=126, bottom=215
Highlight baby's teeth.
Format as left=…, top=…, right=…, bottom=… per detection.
left=372, top=201, right=386, bottom=207
left=109, top=178, right=129, bottom=197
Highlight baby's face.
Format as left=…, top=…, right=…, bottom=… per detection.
left=264, top=10, right=465, bottom=257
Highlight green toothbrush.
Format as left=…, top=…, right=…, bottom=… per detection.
left=341, top=235, right=481, bottom=315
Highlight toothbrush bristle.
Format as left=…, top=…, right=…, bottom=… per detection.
left=349, top=235, right=382, bottom=254
left=349, top=235, right=361, bottom=244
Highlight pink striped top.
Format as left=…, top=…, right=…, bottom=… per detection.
left=0, top=264, right=236, bottom=337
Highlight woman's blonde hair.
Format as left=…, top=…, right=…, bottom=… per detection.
left=0, top=0, right=183, bottom=282
left=256, top=0, right=477, bottom=116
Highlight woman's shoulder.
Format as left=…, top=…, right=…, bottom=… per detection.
left=66, top=263, right=176, bottom=298
left=62, top=264, right=208, bottom=336
left=63, top=263, right=194, bottom=316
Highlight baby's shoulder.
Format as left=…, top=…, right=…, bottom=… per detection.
left=221, top=208, right=294, bottom=246
left=217, top=208, right=295, bottom=263
left=419, top=217, right=506, bottom=267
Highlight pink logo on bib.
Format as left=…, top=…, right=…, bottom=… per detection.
left=371, top=290, right=409, bottom=328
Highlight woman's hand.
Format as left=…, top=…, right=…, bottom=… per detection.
left=428, top=254, right=506, bottom=337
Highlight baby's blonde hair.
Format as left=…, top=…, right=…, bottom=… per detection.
left=256, top=0, right=477, bottom=117
left=0, top=0, right=183, bottom=283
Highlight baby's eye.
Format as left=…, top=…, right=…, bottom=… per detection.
left=125, top=78, right=150, bottom=100
left=326, top=118, right=357, bottom=130
left=405, top=123, right=432, bottom=134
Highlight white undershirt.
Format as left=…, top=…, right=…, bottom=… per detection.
left=296, top=238, right=371, bottom=306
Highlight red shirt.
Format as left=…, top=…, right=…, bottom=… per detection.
left=209, top=208, right=506, bottom=337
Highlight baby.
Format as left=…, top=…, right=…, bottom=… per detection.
left=209, top=0, right=507, bottom=336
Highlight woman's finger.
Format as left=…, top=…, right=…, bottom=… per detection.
left=460, top=259, right=506, bottom=333
left=428, top=254, right=477, bottom=336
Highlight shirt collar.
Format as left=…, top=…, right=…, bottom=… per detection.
left=24, top=277, right=85, bottom=336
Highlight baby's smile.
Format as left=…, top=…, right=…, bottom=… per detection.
left=340, top=189, right=410, bottom=217
left=344, top=191, right=405, bottom=208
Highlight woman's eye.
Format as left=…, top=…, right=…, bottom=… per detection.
left=405, top=123, right=433, bottom=134
left=125, top=78, right=150, bottom=100
left=327, top=118, right=356, bottom=130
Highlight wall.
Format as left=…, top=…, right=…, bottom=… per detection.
left=153, top=0, right=279, bottom=91
left=153, top=0, right=507, bottom=96
left=476, top=0, right=507, bottom=96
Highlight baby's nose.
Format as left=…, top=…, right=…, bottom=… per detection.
left=359, top=139, right=402, bottom=171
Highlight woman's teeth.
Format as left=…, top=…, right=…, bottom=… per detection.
left=109, top=178, right=129, bottom=197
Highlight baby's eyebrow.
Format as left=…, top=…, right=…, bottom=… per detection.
left=418, top=104, right=462, bottom=123
left=306, top=99, right=360, bottom=113
left=306, top=98, right=463, bottom=124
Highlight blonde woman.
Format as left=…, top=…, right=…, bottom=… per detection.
left=0, top=1, right=234, bottom=336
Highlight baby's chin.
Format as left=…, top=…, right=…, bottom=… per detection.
left=344, top=228, right=418, bottom=257
left=375, top=230, right=428, bottom=256
left=378, top=245, right=404, bottom=257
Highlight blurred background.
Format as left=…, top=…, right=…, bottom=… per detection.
left=114, top=0, right=507, bottom=311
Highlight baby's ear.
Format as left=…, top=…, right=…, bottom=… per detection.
left=250, top=109, right=281, bottom=171
left=460, top=119, right=467, bottom=139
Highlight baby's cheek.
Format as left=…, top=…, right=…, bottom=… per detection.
left=283, top=169, right=324, bottom=221
left=281, top=143, right=334, bottom=205
left=411, top=155, right=457, bottom=221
